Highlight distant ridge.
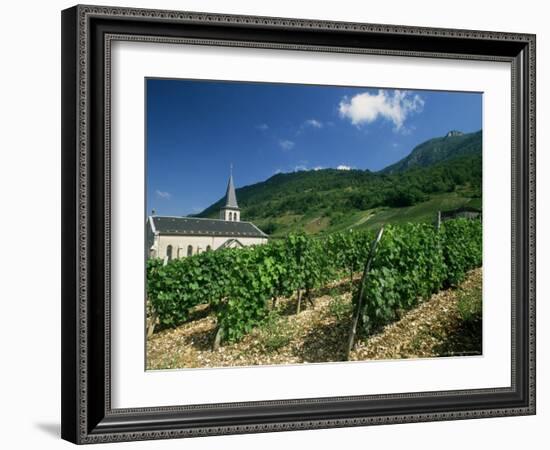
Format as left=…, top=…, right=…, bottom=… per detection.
left=195, top=130, right=482, bottom=236
left=445, top=130, right=464, bottom=138
left=380, top=130, right=482, bottom=174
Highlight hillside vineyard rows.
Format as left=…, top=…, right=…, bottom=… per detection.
left=147, top=218, right=482, bottom=346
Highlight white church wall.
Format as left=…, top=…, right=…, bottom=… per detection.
left=155, top=234, right=268, bottom=259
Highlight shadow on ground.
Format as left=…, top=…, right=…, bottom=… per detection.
left=299, top=320, right=350, bottom=363
left=434, top=318, right=482, bottom=357
left=35, top=422, right=60, bottom=438
left=184, top=326, right=217, bottom=351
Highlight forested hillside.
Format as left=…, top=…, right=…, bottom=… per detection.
left=381, top=130, right=482, bottom=173
left=196, top=130, right=482, bottom=235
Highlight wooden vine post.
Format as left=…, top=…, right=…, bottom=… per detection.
left=345, top=226, right=384, bottom=361
left=213, top=326, right=224, bottom=351
left=146, top=297, right=158, bottom=338
left=296, top=289, right=303, bottom=314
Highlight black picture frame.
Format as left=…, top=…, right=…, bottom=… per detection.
left=61, top=4, right=536, bottom=444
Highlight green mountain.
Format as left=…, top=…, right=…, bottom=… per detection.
left=381, top=130, right=481, bottom=174
left=196, top=130, right=482, bottom=236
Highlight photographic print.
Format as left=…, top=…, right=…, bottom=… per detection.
left=145, top=78, right=483, bottom=370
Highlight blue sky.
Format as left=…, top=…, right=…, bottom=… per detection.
left=146, top=78, right=482, bottom=216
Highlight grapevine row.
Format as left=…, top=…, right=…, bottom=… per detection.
left=147, top=218, right=482, bottom=344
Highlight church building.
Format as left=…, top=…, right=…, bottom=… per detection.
left=146, top=171, right=268, bottom=260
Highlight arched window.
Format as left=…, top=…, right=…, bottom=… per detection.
left=166, top=245, right=173, bottom=262
left=229, top=212, right=233, bottom=221
left=187, top=245, right=193, bottom=257
left=206, top=245, right=212, bottom=252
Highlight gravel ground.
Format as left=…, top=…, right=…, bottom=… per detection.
left=351, top=268, right=482, bottom=361
left=146, top=268, right=482, bottom=370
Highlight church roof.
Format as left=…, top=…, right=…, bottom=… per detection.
left=218, top=238, right=244, bottom=249
left=223, top=173, right=239, bottom=209
left=149, top=216, right=267, bottom=238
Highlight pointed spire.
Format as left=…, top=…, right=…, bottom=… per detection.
left=224, top=165, right=239, bottom=209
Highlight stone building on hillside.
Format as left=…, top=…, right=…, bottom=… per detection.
left=146, top=171, right=268, bottom=260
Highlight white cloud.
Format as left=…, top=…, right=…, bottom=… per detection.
left=338, top=89, right=424, bottom=131
left=296, top=119, right=323, bottom=135
left=304, top=119, right=323, bottom=129
left=279, top=140, right=295, bottom=151
left=256, top=123, right=269, bottom=131
left=294, top=164, right=308, bottom=172
left=155, top=190, right=171, bottom=199
left=313, top=166, right=324, bottom=171
left=337, top=165, right=352, bottom=171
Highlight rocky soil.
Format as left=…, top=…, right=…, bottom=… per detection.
left=147, top=268, right=482, bottom=370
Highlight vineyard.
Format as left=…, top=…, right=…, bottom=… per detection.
left=147, top=218, right=482, bottom=360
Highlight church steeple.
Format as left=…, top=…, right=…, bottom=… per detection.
left=224, top=166, right=239, bottom=209
left=220, top=165, right=240, bottom=222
